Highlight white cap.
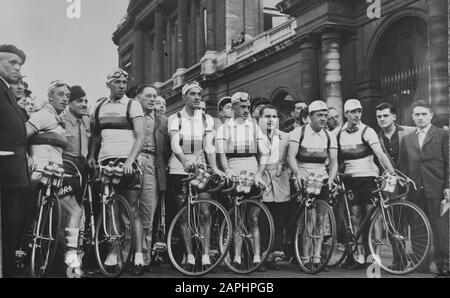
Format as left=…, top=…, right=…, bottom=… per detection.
left=344, top=99, right=362, bottom=112
left=231, top=92, right=251, bottom=105
left=182, top=81, right=203, bottom=95
left=308, top=100, right=328, bottom=113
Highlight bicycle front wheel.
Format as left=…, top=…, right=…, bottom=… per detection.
left=295, top=199, right=336, bottom=274
left=368, top=200, right=432, bottom=275
left=167, top=198, right=232, bottom=277
left=95, top=194, right=134, bottom=278
left=220, top=198, right=274, bottom=274
left=30, top=194, right=62, bottom=278
left=327, top=204, right=348, bottom=267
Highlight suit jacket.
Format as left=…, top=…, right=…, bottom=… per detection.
left=378, top=124, right=415, bottom=168
left=398, top=125, right=449, bottom=199
left=154, top=113, right=171, bottom=192
left=0, top=77, right=30, bottom=189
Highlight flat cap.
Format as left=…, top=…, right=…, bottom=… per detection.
left=69, top=85, right=86, bottom=102
left=0, top=44, right=26, bottom=64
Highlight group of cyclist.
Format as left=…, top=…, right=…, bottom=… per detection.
left=5, top=62, right=449, bottom=277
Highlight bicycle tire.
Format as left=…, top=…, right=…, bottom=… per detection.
left=368, top=200, right=432, bottom=275
left=327, top=205, right=349, bottom=267
left=30, top=194, right=62, bottom=278
left=220, top=198, right=274, bottom=274
left=78, top=190, right=99, bottom=274
left=95, top=194, right=134, bottom=278
left=295, top=199, right=336, bottom=274
left=167, top=198, right=232, bottom=277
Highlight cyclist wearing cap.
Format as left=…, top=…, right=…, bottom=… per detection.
left=216, top=91, right=269, bottom=270
left=87, top=68, right=146, bottom=273
left=214, top=96, right=232, bottom=130
left=25, top=81, right=85, bottom=272
left=337, top=98, right=395, bottom=269
left=167, top=82, right=224, bottom=271
left=287, top=100, right=338, bottom=268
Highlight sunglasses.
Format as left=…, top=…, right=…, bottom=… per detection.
left=108, top=69, right=129, bottom=80
left=232, top=92, right=252, bottom=103
left=48, top=80, right=70, bottom=91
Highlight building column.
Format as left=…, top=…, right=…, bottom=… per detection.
left=173, top=0, right=188, bottom=88
left=153, top=6, right=163, bottom=84
left=200, top=0, right=218, bottom=75
left=427, top=0, right=448, bottom=126
left=195, top=0, right=204, bottom=61
left=206, top=0, right=216, bottom=51
left=189, top=0, right=197, bottom=64
left=132, top=26, right=145, bottom=86
left=321, top=30, right=343, bottom=120
left=298, top=36, right=319, bottom=103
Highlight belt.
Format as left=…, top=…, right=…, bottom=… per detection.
left=226, top=153, right=257, bottom=159
left=141, top=150, right=156, bottom=156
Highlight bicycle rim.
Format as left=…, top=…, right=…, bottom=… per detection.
left=221, top=199, right=274, bottom=274
left=368, top=200, right=432, bottom=275
left=327, top=205, right=348, bottom=267
left=30, top=196, right=61, bottom=278
left=95, top=194, right=134, bottom=278
left=295, top=200, right=336, bottom=274
left=167, top=199, right=232, bottom=277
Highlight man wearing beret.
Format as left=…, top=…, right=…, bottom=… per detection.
left=59, top=85, right=91, bottom=275
left=0, top=44, right=31, bottom=277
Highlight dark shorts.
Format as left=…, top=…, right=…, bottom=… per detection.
left=101, top=158, right=141, bottom=190
left=58, top=155, right=89, bottom=203
left=342, top=176, right=377, bottom=206
left=168, top=174, right=210, bottom=212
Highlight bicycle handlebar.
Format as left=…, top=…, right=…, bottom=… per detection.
left=221, top=182, right=237, bottom=194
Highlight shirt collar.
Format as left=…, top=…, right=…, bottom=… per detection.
left=62, top=108, right=85, bottom=126
left=0, top=76, right=10, bottom=89
left=231, top=117, right=252, bottom=126
left=106, top=95, right=128, bottom=104
left=416, top=124, right=432, bottom=134
left=44, top=103, right=60, bottom=116
left=305, top=124, right=327, bottom=139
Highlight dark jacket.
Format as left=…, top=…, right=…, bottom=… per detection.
left=378, top=124, right=415, bottom=168
left=0, top=78, right=30, bottom=189
left=398, top=125, right=449, bottom=199
left=154, top=114, right=171, bottom=192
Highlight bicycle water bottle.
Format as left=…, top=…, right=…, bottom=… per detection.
left=112, top=162, right=124, bottom=185
left=52, top=165, right=65, bottom=188
left=41, top=163, right=55, bottom=186
left=104, top=161, right=115, bottom=184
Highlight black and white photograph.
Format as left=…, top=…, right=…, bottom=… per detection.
left=0, top=0, right=449, bottom=287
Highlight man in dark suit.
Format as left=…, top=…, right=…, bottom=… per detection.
left=136, top=84, right=171, bottom=274
left=376, top=103, right=415, bottom=168
left=398, top=100, right=449, bottom=276
left=0, top=44, right=31, bottom=277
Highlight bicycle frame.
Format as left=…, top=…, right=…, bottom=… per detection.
left=337, top=179, right=393, bottom=248
left=80, top=180, right=96, bottom=247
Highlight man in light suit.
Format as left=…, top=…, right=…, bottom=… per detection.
left=398, top=100, right=449, bottom=276
left=376, top=103, right=415, bottom=168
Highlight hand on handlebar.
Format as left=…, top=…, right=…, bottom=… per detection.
left=255, top=174, right=266, bottom=191
left=183, top=160, right=196, bottom=173
left=123, top=160, right=134, bottom=176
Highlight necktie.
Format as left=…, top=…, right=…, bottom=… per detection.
left=77, top=119, right=84, bottom=157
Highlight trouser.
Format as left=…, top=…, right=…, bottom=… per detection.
left=1, top=187, right=31, bottom=277
left=409, top=189, right=449, bottom=269
left=264, top=201, right=290, bottom=253
left=140, top=153, right=159, bottom=266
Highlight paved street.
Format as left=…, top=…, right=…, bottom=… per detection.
left=115, top=261, right=433, bottom=279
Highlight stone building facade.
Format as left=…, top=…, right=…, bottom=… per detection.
left=113, top=0, right=448, bottom=128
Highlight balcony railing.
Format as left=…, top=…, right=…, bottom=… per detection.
left=217, top=19, right=297, bottom=69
